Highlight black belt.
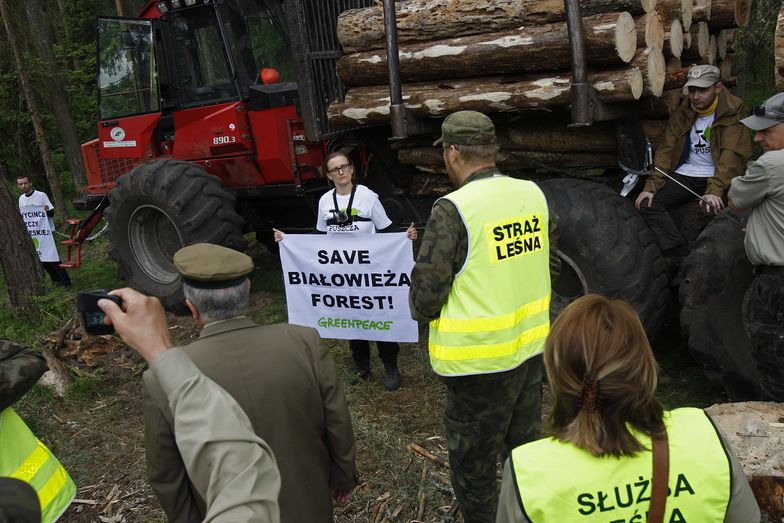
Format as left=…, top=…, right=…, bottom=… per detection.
left=754, top=265, right=784, bottom=275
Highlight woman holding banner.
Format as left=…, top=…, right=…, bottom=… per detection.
left=275, top=152, right=417, bottom=391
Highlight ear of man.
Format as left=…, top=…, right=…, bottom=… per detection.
left=185, top=299, right=202, bottom=325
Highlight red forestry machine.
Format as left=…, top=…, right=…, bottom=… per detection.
left=71, top=0, right=665, bottom=338
left=64, top=0, right=759, bottom=399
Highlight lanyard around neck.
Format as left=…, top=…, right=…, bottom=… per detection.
left=332, top=184, right=357, bottom=220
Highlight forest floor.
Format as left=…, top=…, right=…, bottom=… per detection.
left=7, top=237, right=726, bottom=523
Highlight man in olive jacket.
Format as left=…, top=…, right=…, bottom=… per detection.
left=143, top=243, right=357, bottom=523
left=635, top=64, right=752, bottom=256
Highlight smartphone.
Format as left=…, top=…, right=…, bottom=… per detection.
left=76, top=290, right=122, bottom=335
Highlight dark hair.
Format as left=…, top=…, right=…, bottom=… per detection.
left=545, top=294, right=664, bottom=457
left=324, top=151, right=354, bottom=171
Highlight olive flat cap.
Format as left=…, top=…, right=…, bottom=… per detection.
left=174, top=243, right=253, bottom=288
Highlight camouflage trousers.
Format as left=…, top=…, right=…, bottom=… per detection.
left=743, top=267, right=784, bottom=401
left=442, top=356, right=543, bottom=523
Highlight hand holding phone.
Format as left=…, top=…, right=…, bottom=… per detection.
left=77, top=290, right=122, bottom=335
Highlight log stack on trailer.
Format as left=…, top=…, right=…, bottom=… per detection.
left=326, top=0, right=751, bottom=184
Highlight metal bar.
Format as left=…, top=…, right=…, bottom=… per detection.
left=651, top=166, right=746, bottom=228
left=383, top=0, right=406, bottom=139
left=563, top=0, right=592, bottom=126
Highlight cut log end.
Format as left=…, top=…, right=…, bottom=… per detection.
left=641, top=0, right=657, bottom=14
left=667, top=19, right=684, bottom=58
left=736, top=0, right=751, bottom=27
left=681, top=0, right=693, bottom=31
left=632, top=67, right=644, bottom=99
left=646, top=47, right=665, bottom=96
left=617, top=12, right=639, bottom=63
left=707, top=34, right=717, bottom=66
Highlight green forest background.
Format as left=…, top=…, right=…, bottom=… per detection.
left=0, top=0, right=782, bottom=211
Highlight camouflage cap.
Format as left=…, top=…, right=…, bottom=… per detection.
left=741, top=92, right=784, bottom=131
left=683, top=64, right=720, bottom=89
left=433, top=110, right=496, bottom=146
left=173, top=243, right=253, bottom=289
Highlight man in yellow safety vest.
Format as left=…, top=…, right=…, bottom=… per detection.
left=410, top=110, right=559, bottom=522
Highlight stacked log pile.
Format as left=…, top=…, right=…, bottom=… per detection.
left=329, top=0, right=751, bottom=177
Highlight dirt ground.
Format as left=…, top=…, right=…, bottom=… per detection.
left=14, top=253, right=729, bottom=523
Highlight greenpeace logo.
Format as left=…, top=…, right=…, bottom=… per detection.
left=317, top=317, right=393, bottom=331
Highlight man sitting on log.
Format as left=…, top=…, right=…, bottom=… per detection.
left=635, top=64, right=752, bottom=262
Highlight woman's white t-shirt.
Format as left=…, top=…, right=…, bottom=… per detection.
left=316, top=184, right=392, bottom=234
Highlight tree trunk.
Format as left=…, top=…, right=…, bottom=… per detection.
left=407, top=67, right=643, bottom=116
left=337, top=0, right=649, bottom=52
left=328, top=68, right=644, bottom=125
left=663, top=66, right=689, bottom=90
left=398, top=147, right=619, bottom=171
left=709, top=0, right=751, bottom=31
left=776, top=7, right=784, bottom=69
left=0, top=0, right=67, bottom=225
left=682, top=21, right=710, bottom=60
left=707, top=34, right=717, bottom=65
left=665, top=19, right=684, bottom=57
left=496, top=121, right=618, bottom=152
left=636, top=12, right=665, bottom=49
left=656, top=0, right=692, bottom=31
left=638, top=90, right=682, bottom=118
left=23, top=0, right=86, bottom=189
left=719, top=58, right=734, bottom=80
left=336, top=12, right=637, bottom=86
left=115, top=0, right=126, bottom=16
left=632, top=46, right=666, bottom=96
left=692, top=0, right=712, bottom=23
left=717, top=29, right=729, bottom=60
left=0, top=172, right=45, bottom=310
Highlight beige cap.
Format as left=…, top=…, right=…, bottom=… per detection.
left=683, top=64, right=720, bottom=89
left=174, top=243, right=253, bottom=288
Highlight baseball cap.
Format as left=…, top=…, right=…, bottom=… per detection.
left=683, top=64, right=720, bottom=89
left=741, top=92, right=784, bottom=131
left=433, top=110, right=496, bottom=147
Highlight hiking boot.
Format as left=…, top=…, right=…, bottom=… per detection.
left=383, top=364, right=401, bottom=391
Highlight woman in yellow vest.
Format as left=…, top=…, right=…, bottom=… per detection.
left=496, top=295, right=760, bottom=523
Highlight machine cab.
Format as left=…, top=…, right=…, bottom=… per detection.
left=84, top=0, right=322, bottom=193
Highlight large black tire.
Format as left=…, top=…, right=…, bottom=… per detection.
left=678, top=213, right=760, bottom=400
left=106, top=160, right=247, bottom=311
left=538, top=178, right=669, bottom=335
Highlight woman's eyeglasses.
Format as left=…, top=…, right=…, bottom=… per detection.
left=327, top=163, right=352, bottom=175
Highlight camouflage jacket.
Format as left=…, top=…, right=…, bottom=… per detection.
left=0, top=339, right=47, bottom=411
left=409, top=167, right=560, bottom=323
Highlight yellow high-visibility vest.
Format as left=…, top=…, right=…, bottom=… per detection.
left=511, top=408, right=732, bottom=522
left=0, top=407, right=76, bottom=523
left=429, top=174, right=551, bottom=376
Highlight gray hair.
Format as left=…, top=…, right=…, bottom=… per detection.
left=182, top=279, right=251, bottom=322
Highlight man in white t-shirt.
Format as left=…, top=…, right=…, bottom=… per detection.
left=635, top=65, right=752, bottom=260
left=16, top=176, right=71, bottom=288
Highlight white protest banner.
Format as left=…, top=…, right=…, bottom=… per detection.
left=20, top=205, right=59, bottom=262
left=280, top=232, right=418, bottom=342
